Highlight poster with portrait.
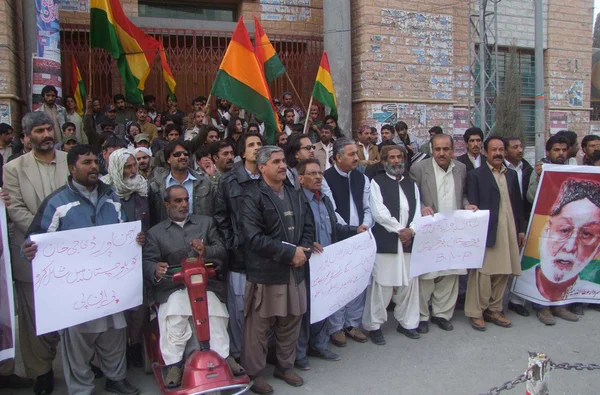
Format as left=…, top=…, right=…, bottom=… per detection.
left=511, top=165, right=600, bottom=306
left=0, top=200, right=15, bottom=361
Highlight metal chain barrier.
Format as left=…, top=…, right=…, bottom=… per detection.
left=478, top=354, right=600, bottom=395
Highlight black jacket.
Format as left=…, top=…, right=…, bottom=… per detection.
left=214, top=162, right=260, bottom=273
left=467, top=164, right=525, bottom=248
left=457, top=153, right=486, bottom=172
left=241, top=180, right=315, bottom=285
left=365, top=162, right=384, bottom=180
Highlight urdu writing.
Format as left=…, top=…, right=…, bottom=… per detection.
left=30, top=221, right=142, bottom=335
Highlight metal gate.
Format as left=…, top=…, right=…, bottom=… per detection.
left=60, top=24, right=323, bottom=113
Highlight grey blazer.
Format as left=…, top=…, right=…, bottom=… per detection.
left=408, top=158, right=469, bottom=211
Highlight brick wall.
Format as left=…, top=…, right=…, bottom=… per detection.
left=239, top=0, right=323, bottom=36
left=494, top=0, right=548, bottom=49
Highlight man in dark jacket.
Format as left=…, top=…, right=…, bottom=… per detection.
left=456, top=127, right=485, bottom=172
left=214, top=132, right=265, bottom=361
left=294, top=159, right=361, bottom=370
left=239, top=146, right=314, bottom=394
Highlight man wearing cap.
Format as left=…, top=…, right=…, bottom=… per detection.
left=135, top=147, right=154, bottom=180
left=34, top=85, right=67, bottom=141
left=0, top=123, right=14, bottom=164
left=61, top=135, right=78, bottom=153
left=134, top=134, right=151, bottom=149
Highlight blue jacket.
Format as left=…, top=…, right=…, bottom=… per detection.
left=27, top=177, right=125, bottom=236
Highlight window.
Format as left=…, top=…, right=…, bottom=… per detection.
left=138, top=1, right=236, bottom=22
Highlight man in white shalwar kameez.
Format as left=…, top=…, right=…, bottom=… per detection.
left=362, top=145, right=422, bottom=345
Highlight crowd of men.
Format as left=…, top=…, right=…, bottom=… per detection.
left=0, top=84, right=599, bottom=395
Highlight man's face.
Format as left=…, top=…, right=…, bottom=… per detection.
left=336, top=144, right=359, bottom=172
left=65, top=97, right=76, bottom=111
left=146, top=100, right=156, bottom=111
left=197, top=156, right=213, bottom=172
left=296, top=137, right=315, bottom=161
left=310, top=105, right=318, bottom=119
left=43, top=91, right=56, bottom=106
left=103, top=147, right=118, bottom=166
left=128, top=125, right=140, bottom=138
left=506, top=139, right=523, bottom=163
left=165, top=187, right=189, bottom=222
left=136, top=141, right=150, bottom=149
left=137, top=109, right=147, bottom=122
left=326, top=118, right=336, bottom=129
left=247, top=126, right=259, bottom=134
left=284, top=111, right=294, bottom=125
left=167, top=130, right=180, bottom=141
left=168, top=145, right=189, bottom=171
left=397, top=128, right=407, bottom=137
left=358, top=129, right=371, bottom=145
left=229, top=105, right=240, bottom=117
left=244, top=136, right=263, bottom=162
left=277, top=134, right=288, bottom=148
left=467, top=134, right=482, bottom=156
left=283, top=94, right=293, bottom=107
left=383, top=148, right=405, bottom=177
left=70, top=152, right=99, bottom=187
left=92, top=100, right=101, bottom=113
left=540, top=199, right=600, bottom=283
left=320, top=128, right=332, bottom=145
left=135, top=152, right=150, bottom=171
left=0, top=130, right=13, bottom=146
left=432, top=135, right=453, bottom=170
left=206, top=130, right=219, bottom=143
left=381, top=128, right=394, bottom=141
left=584, top=139, right=600, bottom=159
left=62, top=140, right=77, bottom=153
left=63, top=126, right=76, bottom=136
left=299, top=163, right=323, bottom=193
left=568, top=140, right=579, bottom=158
left=103, top=125, right=114, bottom=134
left=259, top=151, right=287, bottom=183
left=194, top=110, right=204, bottom=126
left=115, top=99, right=126, bottom=110
left=215, top=146, right=235, bottom=172
left=29, top=123, right=55, bottom=153
left=547, top=143, right=568, bottom=164
left=485, top=139, right=505, bottom=168
left=123, top=154, right=138, bottom=180
left=220, top=99, right=229, bottom=108
left=370, top=129, right=379, bottom=144
left=234, top=119, right=243, bottom=134
left=167, top=97, right=177, bottom=109
left=106, top=110, right=116, bottom=121
left=192, top=101, right=204, bottom=112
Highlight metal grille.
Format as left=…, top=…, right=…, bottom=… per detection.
left=60, top=24, right=323, bottom=112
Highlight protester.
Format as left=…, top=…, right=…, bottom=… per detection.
left=61, top=135, right=78, bottom=153
left=144, top=94, right=161, bottom=131
left=134, top=147, right=154, bottom=180
left=409, top=135, right=476, bottom=333
left=114, top=94, right=136, bottom=125
left=275, top=131, right=288, bottom=148
left=184, top=109, right=210, bottom=141
left=23, top=144, right=143, bottom=395
left=124, top=122, right=141, bottom=149
left=64, top=95, right=87, bottom=144
left=0, top=123, right=15, bottom=164
left=161, top=95, right=185, bottom=123
left=465, top=136, right=525, bottom=331
left=393, top=121, right=418, bottom=153
left=152, top=124, right=182, bottom=169
left=303, top=103, right=322, bottom=143
left=418, top=126, right=443, bottom=156
left=2, top=112, right=68, bottom=394
left=356, top=125, right=380, bottom=167
left=581, top=134, right=600, bottom=165
left=314, top=124, right=334, bottom=171
left=240, top=146, right=314, bottom=394
left=34, top=85, right=67, bottom=142
left=209, top=141, right=235, bottom=177
left=183, top=96, right=207, bottom=130
left=323, top=138, right=371, bottom=346
left=323, top=115, right=343, bottom=139
left=457, top=127, right=485, bottom=171
left=224, top=117, right=244, bottom=153
left=282, top=108, right=295, bottom=136
left=134, top=133, right=151, bottom=149
left=278, top=92, right=304, bottom=124
left=91, top=97, right=103, bottom=128
left=555, top=130, right=579, bottom=165
left=135, top=106, right=159, bottom=142
left=7, top=132, right=31, bottom=162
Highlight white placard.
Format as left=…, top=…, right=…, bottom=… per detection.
left=410, top=210, right=490, bottom=278
left=0, top=200, right=15, bottom=361
left=31, top=221, right=142, bottom=335
left=309, top=231, right=376, bottom=324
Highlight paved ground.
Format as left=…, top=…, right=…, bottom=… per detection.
left=5, top=308, right=600, bottom=395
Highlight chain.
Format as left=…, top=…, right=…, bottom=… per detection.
left=479, top=360, right=600, bottom=394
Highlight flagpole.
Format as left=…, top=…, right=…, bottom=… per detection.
left=284, top=72, right=307, bottom=114
left=88, top=47, right=92, bottom=97
left=302, top=96, right=314, bottom=136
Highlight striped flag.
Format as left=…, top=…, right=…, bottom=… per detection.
left=254, top=17, right=285, bottom=84
left=70, top=55, right=86, bottom=116
left=312, top=52, right=337, bottom=118
left=210, top=17, right=279, bottom=143
left=158, top=43, right=177, bottom=101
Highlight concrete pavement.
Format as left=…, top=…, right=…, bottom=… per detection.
left=4, top=308, right=600, bottom=395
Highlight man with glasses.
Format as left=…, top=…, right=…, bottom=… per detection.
left=148, top=140, right=214, bottom=226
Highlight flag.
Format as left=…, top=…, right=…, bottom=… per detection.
left=70, top=55, right=86, bottom=116
left=210, top=17, right=279, bottom=143
left=90, top=0, right=161, bottom=104
left=159, top=43, right=177, bottom=101
left=254, top=17, right=285, bottom=84
left=312, top=52, right=338, bottom=118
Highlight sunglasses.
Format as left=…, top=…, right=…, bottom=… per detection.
left=172, top=151, right=190, bottom=158
left=301, top=145, right=316, bottom=151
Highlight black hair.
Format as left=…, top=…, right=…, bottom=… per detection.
left=102, top=136, right=126, bottom=151
left=285, top=133, right=311, bottom=169
left=554, top=130, right=577, bottom=148
left=209, top=140, right=233, bottom=158
left=483, top=136, right=507, bottom=151
left=62, top=122, right=76, bottom=132
left=582, top=134, right=600, bottom=149
left=226, top=117, right=243, bottom=137
left=320, top=124, right=332, bottom=132
left=143, top=95, right=156, bottom=103
left=464, top=127, right=484, bottom=143
left=431, top=133, right=454, bottom=149
left=283, top=108, right=295, bottom=118
left=428, top=126, right=443, bottom=135
left=247, top=122, right=260, bottom=133
left=192, top=96, right=207, bottom=104
left=237, top=131, right=266, bottom=159
left=164, top=140, right=188, bottom=161
left=394, top=121, right=408, bottom=132
left=164, top=123, right=181, bottom=136
left=161, top=114, right=173, bottom=126
left=113, top=94, right=126, bottom=103
left=67, top=144, right=96, bottom=167
left=41, top=85, right=57, bottom=95
left=381, top=124, right=395, bottom=134
left=100, top=119, right=116, bottom=130
left=297, top=158, right=321, bottom=175
left=545, top=135, right=569, bottom=152
left=292, top=123, right=304, bottom=133
left=195, top=145, right=211, bottom=160
left=378, top=139, right=397, bottom=152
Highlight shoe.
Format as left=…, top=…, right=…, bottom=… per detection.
left=104, top=379, right=140, bottom=395
left=568, top=303, right=585, bottom=316
left=273, top=366, right=304, bottom=387
left=470, top=318, right=487, bottom=331
left=431, top=316, right=454, bottom=331
left=416, top=321, right=429, bottom=334
left=344, top=326, right=368, bottom=343
left=330, top=330, right=347, bottom=347
left=551, top=306, right=579, bottom=322
left=536, top=307, right=556, bottom=326
left=396, top=324, right=421, bottom=339
left=307, top=347, right=341, bottom=361
left=90, top=363, right=104, bottom=379
left=369, top=329, right=386, bottom=345
left=164, top=365, right=182, bottom=389
left=484, top=311, right=512, bottom=328
left=127, top=343, right=143, bottom=368
left=508, top=302, right=530, bottom=317
left=34, top=370, right=54, bottom=395
left=0, top=374, right=34, bottom=388
left=294, top=357, right=311, bottom=371
left=266, top=345, right=277, bottom=365
left=226, top=355, right=246, bottom=376
left=249, top=376, right=274, bottom=395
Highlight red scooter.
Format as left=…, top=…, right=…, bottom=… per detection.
left=148, top=257, right=251, bottom=394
